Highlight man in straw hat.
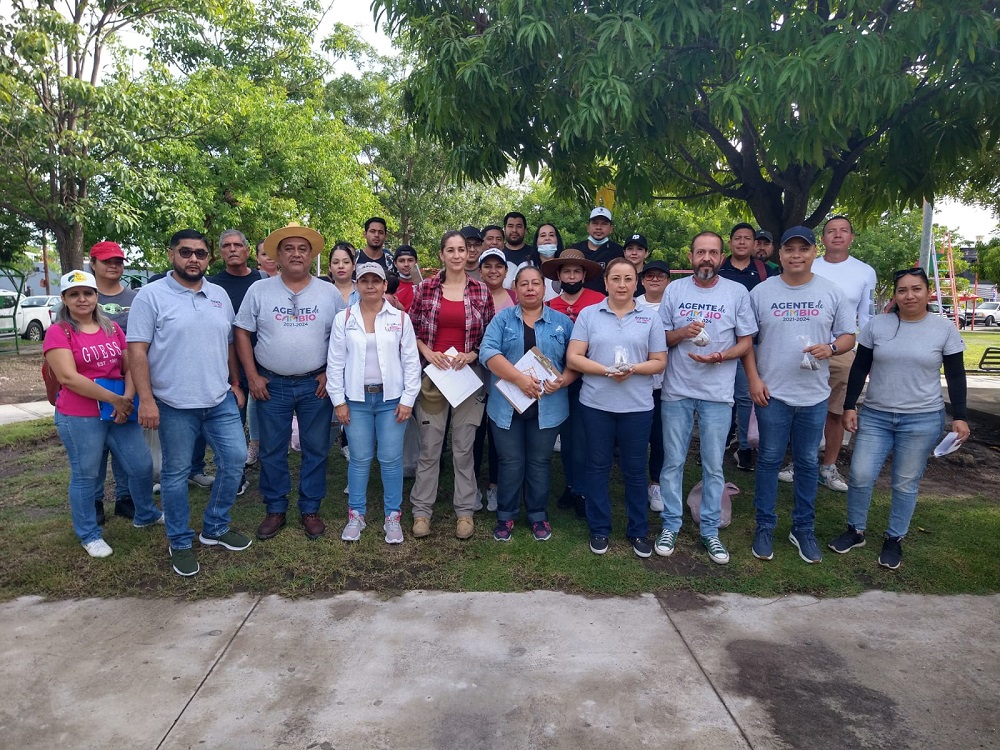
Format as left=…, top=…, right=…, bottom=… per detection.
left=128, top=229, right=252, bottom=577
left=235, top=223, right=347, bottom=541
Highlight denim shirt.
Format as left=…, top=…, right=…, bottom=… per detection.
left=479, top=305, right=574, bottom=430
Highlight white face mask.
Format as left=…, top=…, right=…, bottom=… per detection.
left=588, top=235, right=609, bottom=246
left=537, top=244, right=558, bottom=258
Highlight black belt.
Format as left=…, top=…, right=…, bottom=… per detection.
left=259, top=366, right=325, bottom=380
left=364, top=384, right=383, bottom=393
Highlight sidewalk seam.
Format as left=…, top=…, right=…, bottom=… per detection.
left=155, top=595, right=263, bottom=749
left=655, top=596, right=756, bottom=749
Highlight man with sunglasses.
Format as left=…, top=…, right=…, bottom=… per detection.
left=780, top=216, right=877, bottom=492
left=128, top=229, right=252, bottom=577
left=88, top=241, right=140, bottom=523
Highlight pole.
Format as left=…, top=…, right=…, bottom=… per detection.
left=41, top=231, right=50, bottom=293
left=918, top=198, right=934, bottom=271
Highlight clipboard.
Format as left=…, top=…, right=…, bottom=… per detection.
left=496, top=346, right=560, bottom=414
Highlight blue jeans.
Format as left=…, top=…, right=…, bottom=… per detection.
left=344, top=393, right=405, bottom=516
left=559, top=379, right=587, bottom=492
left=580, top=404, right=653, bottom=539
left=754, top=397, right=827, bottom=532
left=847, top=406, right=945, bottom=538
left=256, top=373, right=333, bottom=515
left=659, top=398, right=731, bottom=537
left=54, top=413, right=160, bottom=544
left=490, top=416, right=560, bottom=523
left=157, top=393, right=247, bottom=549
left=95, top=449, right=131, bottom=502
left=733, top=358, right=753, bottom=450
left=649, top=388, right=664, bottom=483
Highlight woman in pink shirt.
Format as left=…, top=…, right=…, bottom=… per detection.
left=44, top=271, right=162, bottom=559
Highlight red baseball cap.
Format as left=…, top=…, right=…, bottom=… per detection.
left=89, top=241, right=125, bottom=261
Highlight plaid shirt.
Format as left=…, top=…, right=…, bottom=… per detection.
left=409, top=271, right=495, bottom=354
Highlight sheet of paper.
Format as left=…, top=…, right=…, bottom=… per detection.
left=496, top=346, right=560, bottom=414
left=423, top=347, right=483, bottom=408
left=933, top=431, right=962, bottom=457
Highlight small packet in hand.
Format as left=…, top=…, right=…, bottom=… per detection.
left=608, top=345, right=633, bottom=374
left=692, top=327, right=712, bottom=347
left=798, top=336, right=820, bottom=371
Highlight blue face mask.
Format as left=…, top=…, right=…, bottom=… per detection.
left=588, top=235, right=609, bottom=246
left=537, top=243, right=558, bottom=258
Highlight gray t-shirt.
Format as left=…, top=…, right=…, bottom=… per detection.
left=127, top=273, right=235, bottom=409
left=98, top=286, right=137, bottom=333
left=235, top=276, right=346, bottom=375
left=570, top=300, right=667, bottom=413
left=859, top=313, right=965, bottom=414
left=660, top=276, right=757, bottom=405
left=750, top=275, right=855, bottom=407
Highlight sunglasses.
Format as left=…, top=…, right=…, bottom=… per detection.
left=176, top=247, right=209, bottom=259
left=893, top=267, right=928, bottom=281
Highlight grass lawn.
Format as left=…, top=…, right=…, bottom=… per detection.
left=960, top=329, right=1000, bottom=370
left=1, top=418, right=998, bottom=601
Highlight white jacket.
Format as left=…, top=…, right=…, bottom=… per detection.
left=326, top=301, right=421, bottom=407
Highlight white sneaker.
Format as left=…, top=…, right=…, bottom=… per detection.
left=384, top=511, right=404, bottom=544
left=245, top=441, right=259, bottom=466
left=341, top=445, right=350, bottom=461
left=341, top=510, right=366, bottom=541
left=153, top=483, right=161, bottom=494
left=778, top=463, right=794, bottom=483
left=473, top=488, right=484, bottom=512
left=648, top=484, right=664, bottom=512
left=83, top=538, right=113, bottom=558
left=486, top=486, right=498, bottom=512
left=553, top=435, right=561, bottom=452
left=188, top=473, right=215, bottom=488
left=819, top=464, right=848, bottom=492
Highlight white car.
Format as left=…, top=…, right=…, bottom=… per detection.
left=972, top=301, right=1000, bottom=327
left=0, top=291, right=57, bottom=341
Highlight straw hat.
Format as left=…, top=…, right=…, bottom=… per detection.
left=541, top=248, right=602, bottom=281
left=261, top=222, right=325, bottom=261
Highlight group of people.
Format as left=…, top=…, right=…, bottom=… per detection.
left=45, top=209, right=969, bottom=577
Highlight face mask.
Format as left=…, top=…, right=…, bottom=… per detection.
left=537, top=244, right=558, bottom=258
left=561, top=280, right=584, bottom=294
left=588, top=235, right=609, bottom=246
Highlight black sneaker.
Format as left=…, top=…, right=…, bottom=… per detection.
left=589, top=535, right=609, bottom=555
left=733, top=448, right=755, bottom=472
left=573, top=493, right=587, bottom=519
left=828, top=525, right=866, bottom=554
left=630, top=536, right=652, bottom=558
left=114, top=496, right=135, bottom=519
left=878, top=535, right=903, bottom=570
left=95, top=500, right=106, bottom=526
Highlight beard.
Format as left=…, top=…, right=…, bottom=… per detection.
left=173, top=264, right=206, bottom=282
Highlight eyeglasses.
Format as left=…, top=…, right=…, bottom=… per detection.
left=176, top=247, right=209, bottom=259
left=893, top=267, right=928, bottom=281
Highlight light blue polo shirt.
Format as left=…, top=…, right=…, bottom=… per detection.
left=570, top=300, right=667, bottom=413
left=127, top=273, right=235, bottom=409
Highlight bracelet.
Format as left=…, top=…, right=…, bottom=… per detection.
left=715, top=352, right=724, bottom=364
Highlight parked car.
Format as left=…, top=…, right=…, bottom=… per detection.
left=930, top=302, right=969, bottom=328
left=0, top=291, right=56, bottom=341
left=972, top=301, right=1000, bottom=327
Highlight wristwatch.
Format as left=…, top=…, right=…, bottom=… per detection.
left=830, top=343, right=838, bottom=354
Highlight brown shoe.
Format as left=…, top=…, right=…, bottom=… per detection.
left=456, top=517, right=474, bottom=540
left=301, top=513, right=326, bottom=539
left=412, top=517, right=431, bottom=538
left=256, top=512, right=286, bottom=540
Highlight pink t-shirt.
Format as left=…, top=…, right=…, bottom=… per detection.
left=43, top=322, right=127, bottom=417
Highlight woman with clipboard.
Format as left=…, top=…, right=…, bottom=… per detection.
left=479, top=267, right=575, bottom=542
left=43, top=271, right=162, bottom=559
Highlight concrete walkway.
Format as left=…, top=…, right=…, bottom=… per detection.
left=2, top=591, right=997, bottom=749
left=0, top=398, right=53, bottom=425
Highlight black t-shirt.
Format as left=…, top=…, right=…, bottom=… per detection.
left=356, top=248, right=394, bottom=269
left=209, top=269, right=267, bottom=314
left=503, top=245, right=541, bottom=269
left=514, top=320, right=539, bottom=422
left=564, top=240, right=624, bottom=293
left=717, top=256, right=767, bottom=292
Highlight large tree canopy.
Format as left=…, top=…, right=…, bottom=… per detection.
left=373, top=0, right=1000, bottom=236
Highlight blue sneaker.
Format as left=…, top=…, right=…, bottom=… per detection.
left=752, top=527, right=774, bottom=560
left=789, top=528, right=823, bottom=564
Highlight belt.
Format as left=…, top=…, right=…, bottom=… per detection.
left=259, top=366, right=325, bottom=380
left=364, top=384, right=383, bottom=393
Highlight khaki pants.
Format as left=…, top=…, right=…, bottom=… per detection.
left=409, top=378, right=485, bottom=520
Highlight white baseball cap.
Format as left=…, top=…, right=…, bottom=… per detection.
left=589, top=207, right=613, bottom=222
left=60, top=270, right=98, bottom=292
left=355, top=262, right=387, bottom=281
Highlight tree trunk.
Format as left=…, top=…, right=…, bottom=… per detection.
left=52, top=221, right=85, bottom=275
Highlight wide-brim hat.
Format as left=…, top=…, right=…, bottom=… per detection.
left=541, top=249, right=602, bottom=281
left=262, top=222, right=325, bottom=261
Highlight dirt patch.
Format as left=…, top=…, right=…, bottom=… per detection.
left=0, top=346, right=47, bottom=405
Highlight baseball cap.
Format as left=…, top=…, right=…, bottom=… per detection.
left=60, top=270, right=98, bottom=292
left=589, top=207, right=613, bottom=222
left=754, top=230, right=774, bottom=243
left=624, top=233, right=648, bottom=250
left=478, top=248, right=509, bottom=267
left=640, top=260, right=670, bottom=276
left=394, top=245, right=418, bottom=260
left=780, top=226, right=817, bottom=246
left=355, top=262, right=386, bottom=281
left=460, top=225, right=484, bottom=241
left=89, top=241, right=125, bottom=261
